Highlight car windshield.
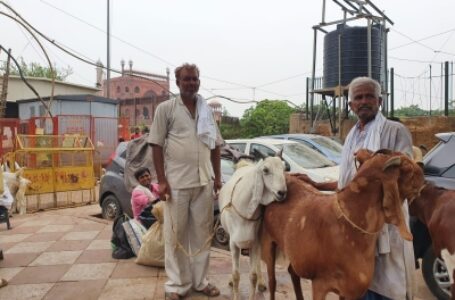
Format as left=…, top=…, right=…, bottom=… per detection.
left=281, top=143, right=336, bottom=168
left=309, top=136, right=343, bottom=155
left=424, top=138, right=455, bottom=176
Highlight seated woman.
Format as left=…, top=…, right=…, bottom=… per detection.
left=131, top=167, right=159, bottom=223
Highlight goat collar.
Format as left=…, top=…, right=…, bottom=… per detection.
left=221, top=177, right=262, bottom=222
left=333, top=195, right=382, bottom=235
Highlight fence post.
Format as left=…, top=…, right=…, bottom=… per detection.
left=445, top=61, right=449, bottom=116
left=390, top=68, right=394, bottom=117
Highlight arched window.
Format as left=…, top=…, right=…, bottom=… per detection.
left=134, top=86, right=140, bottom=93
left=125, top=86, right=130, bottom=93
left=116, top=86, right=121, bottom=93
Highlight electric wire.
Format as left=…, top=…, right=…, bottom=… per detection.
left=0, top=44, right=52, bottom=117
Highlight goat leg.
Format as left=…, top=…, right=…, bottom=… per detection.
left=256, top=260, right=267, bottom=292
left=288, top=264, right=304, bottom=300
left=262, top=232, right=277, bottom=300
left=230, top=241, right=241, bottom=300
left=248, top=243, right=262, bottom=300
left=312, top=279, right=329, bottom=300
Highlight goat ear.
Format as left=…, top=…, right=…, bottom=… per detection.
left=248, top=166, right=264, bottom=217
left=381, top=175, right=413, bottom=241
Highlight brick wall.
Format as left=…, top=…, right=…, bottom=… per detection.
left=290, top=113, right=455, bottom=149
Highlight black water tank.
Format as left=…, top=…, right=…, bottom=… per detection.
left=323, top=24, right=383, bottom=88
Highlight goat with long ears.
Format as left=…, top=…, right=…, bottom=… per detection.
left=219, top=150, right=287, bottom=300
left=261, top=149, right=425, bottom=300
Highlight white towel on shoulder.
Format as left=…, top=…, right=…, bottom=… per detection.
left=361, top=111, right=386, bottom=152
left=196, top=95, right=217, bottom=150
left=339, top=110, right=386, bottom=188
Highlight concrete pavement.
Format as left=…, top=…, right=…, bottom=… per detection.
left=0, top=204, right=436, bottom=299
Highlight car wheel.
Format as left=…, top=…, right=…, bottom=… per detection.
left=214, top=223, right=230, bottom=245
left=101, top=195, right=122, bottom=220
left=422, top=247, right=452, bottom=300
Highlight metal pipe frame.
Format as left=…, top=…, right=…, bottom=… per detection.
left=367, top=18, right=372, bottom=77
left=310, top=28, right=318, bottom=130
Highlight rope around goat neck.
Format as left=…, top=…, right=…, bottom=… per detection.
left=334, top=196, right=382, bottom=235
left=220, top=176, right=262, bottom=222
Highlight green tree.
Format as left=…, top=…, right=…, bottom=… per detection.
left=220, top=122, right=241, bottom=139
left=239, top=100, right=297, bottom=138
left=394, top=104, right=427, bottom=117
left=1, top=57, right=73, bottom=81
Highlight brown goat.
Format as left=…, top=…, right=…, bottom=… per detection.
left=261, top=149, right=425, bottom=300
left=409, top=183, right=455, bottom=299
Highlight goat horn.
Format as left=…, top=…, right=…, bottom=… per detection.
left=276, top=148, right=283, bottom=159
left=383, top=157, right=402, bottom=171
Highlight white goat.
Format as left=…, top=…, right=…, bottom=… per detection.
left=3, top=168, right=32, bottom=215
left=219, top=155, right=287, bottom=300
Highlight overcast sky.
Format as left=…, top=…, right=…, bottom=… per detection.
left=1, top=0, right=454, bottom=117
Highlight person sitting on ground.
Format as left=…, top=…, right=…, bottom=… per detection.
left=131, top=167, right=159, bottom=223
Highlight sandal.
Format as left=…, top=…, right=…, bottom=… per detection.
left=201, top=283, right=220, bottom=297
left=0, top=278, right=8, bottom=289
left=164, top=292, right=182, bottom=300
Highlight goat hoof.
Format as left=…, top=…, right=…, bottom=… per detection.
left=257, top=284, right=267, bottom=292
left=228, top=280, right=233, bottom=287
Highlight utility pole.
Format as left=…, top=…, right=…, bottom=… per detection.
left=0, top=48, right=12, bottom=118
left=429, top=64, right=432, bottom=116
left=106, top=0, right=111, bottom=98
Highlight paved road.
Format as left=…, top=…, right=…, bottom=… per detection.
left=0, top=205, right=437, bottom=299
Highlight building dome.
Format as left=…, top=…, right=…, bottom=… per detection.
left=208, top=99, right=221, bottom=108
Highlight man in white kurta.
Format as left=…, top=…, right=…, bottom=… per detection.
left=149, top=63, right=223, bottom=300
left=338, top=77, right=415, bottom=300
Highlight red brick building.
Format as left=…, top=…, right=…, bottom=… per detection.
left=100, top=60, right=171, bottom=129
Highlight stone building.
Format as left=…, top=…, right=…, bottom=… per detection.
left=100, top=60, right=170, bottom=128
left=208, top=98, right=222, bottom=125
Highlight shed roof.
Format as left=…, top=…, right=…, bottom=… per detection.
left=16, top=94, right=118, bottom=105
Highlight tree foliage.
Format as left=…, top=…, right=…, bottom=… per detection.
left=394, top=104, right=428, bottom=117
left=1, top=57, right=73, bottom=81
left=219, top=122, right=241, bottom=139
left=239, top=100, right=297, bottom=138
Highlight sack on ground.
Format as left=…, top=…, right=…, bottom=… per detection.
left=111, top=215, right=134, bottom=259
left=122, top=218, right=147, bottom=256
left=136, top=201, right=165, bottom=267
left=139, top=202, right=158, bottom=229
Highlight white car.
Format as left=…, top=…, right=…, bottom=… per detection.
left=226, top=138, right=339, bottom=183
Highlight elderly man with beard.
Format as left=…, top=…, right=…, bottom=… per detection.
left=149, top=63, right=223, bottom=300
left=340, top=77, right=415, bottom=300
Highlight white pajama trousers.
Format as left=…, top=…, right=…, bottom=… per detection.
left=163, top=183, right=214, bottom=295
